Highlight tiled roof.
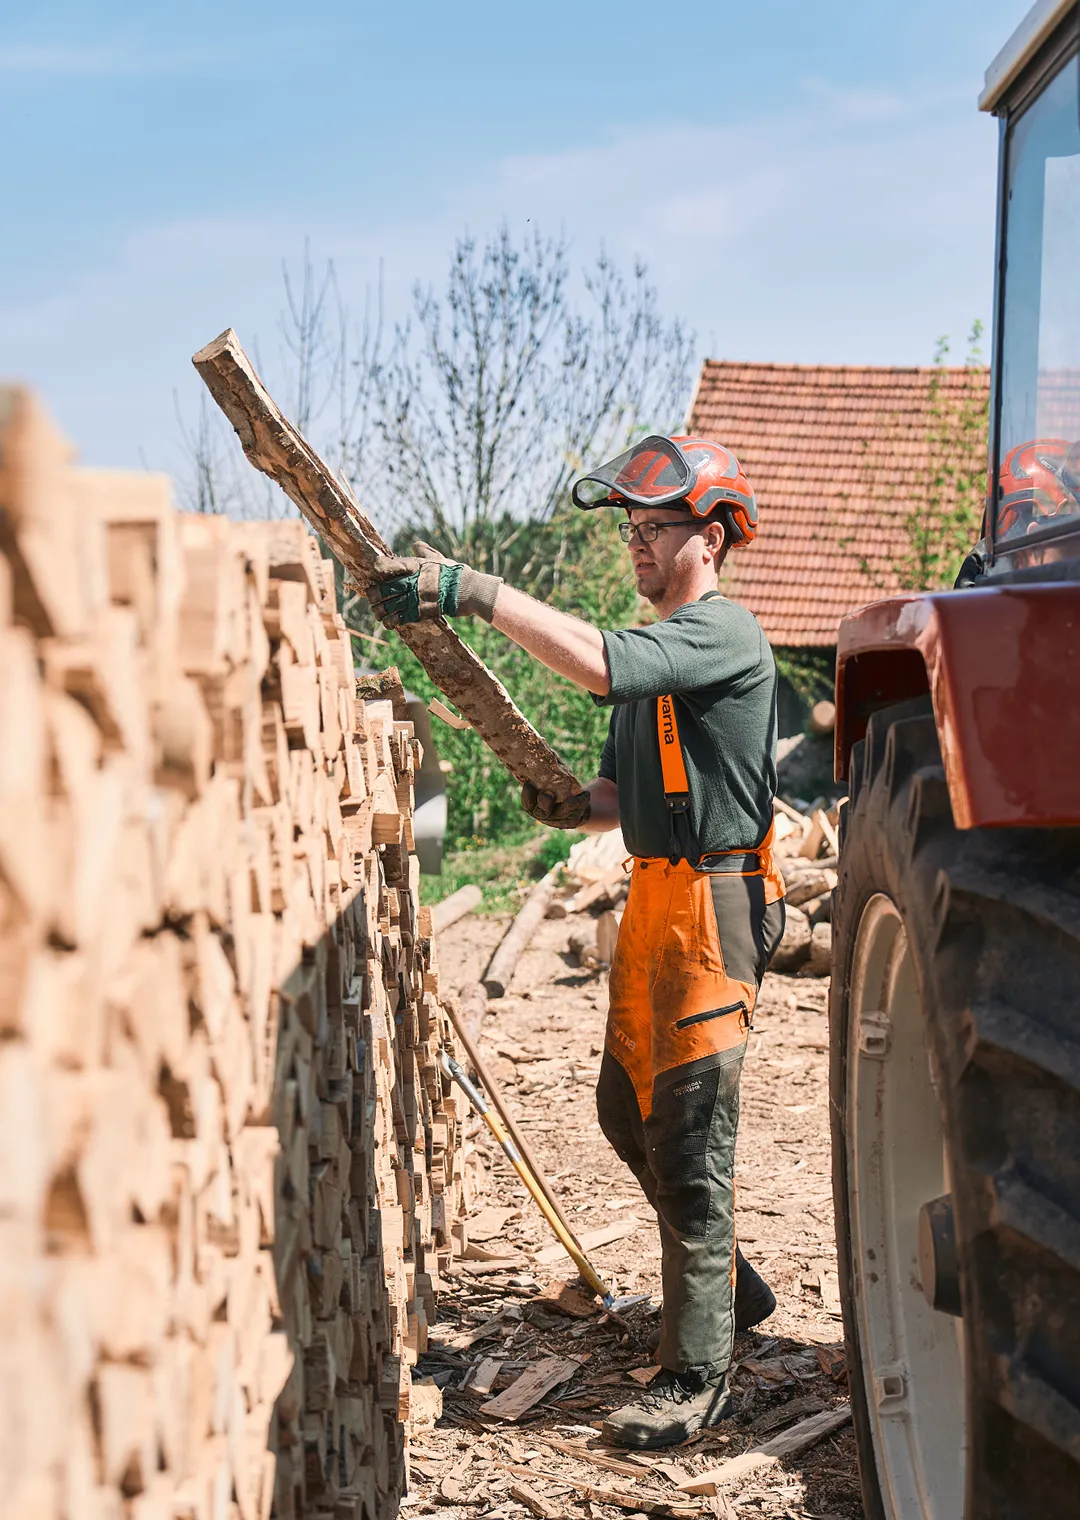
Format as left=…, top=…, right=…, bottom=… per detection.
left=690, top=361, right=990, bottom=647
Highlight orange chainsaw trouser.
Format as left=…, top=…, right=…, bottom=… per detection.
left=596, top=856, right=785, bottom=1375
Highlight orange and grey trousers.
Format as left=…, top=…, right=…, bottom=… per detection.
left=596, top=848, right=785, bottom=1376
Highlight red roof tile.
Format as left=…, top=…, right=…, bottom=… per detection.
left=689, top=361, right=990, bottom=647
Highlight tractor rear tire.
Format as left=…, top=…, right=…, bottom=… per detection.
left=830, top=695, right=1080, bottom=1519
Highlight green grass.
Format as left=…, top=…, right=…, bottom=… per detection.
left=420, top=826, right=584, bottom=915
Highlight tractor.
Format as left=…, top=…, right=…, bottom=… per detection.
left=829, top=3, right=1080, bottom=1516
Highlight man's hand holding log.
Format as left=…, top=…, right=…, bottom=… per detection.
left=364, top=540, right=608, bottom=831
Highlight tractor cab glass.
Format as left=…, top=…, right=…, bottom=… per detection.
left=996, top=49, right=1080, bottom=549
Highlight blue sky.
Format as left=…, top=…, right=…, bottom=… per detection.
left=1, top=0, right=1024, bottom=476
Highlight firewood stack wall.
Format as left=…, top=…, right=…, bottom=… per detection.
left=0, top=390, right=469, bottom=1520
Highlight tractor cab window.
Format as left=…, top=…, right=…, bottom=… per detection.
left=996, top=51, right=1080, bottom=547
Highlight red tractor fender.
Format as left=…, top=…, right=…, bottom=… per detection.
left=834, top=585, right=1080, bottom=828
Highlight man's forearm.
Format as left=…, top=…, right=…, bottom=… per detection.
left=491, top=584, right=611, bottom=696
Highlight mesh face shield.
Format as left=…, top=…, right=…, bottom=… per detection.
left=572, top=435, right=694, bottom=510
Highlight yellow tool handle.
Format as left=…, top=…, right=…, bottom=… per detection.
left=484, top=1104, right=611, bottom=1303
left=439, top=1049, right=613, bottom=1307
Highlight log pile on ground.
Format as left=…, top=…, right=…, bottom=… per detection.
left=550, top=797, right=841, bottom=980
left=772, top=801, right=840, bottom=976
left=0, top=390, right=471, bottom=1520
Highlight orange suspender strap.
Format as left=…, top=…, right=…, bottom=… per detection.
left=657, top=695, right=692, bottom=863
left=656, top=695, right=779, bottom=886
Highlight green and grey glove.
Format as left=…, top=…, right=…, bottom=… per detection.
left=521, top=781, right=592, bottom=831
left=366, top=541, right=502, bottom=628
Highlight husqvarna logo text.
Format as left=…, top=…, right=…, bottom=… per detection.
left=660, top=696, right=676, bottom=745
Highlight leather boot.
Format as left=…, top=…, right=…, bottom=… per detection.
left=601, top=1367, right=732, bottom=1449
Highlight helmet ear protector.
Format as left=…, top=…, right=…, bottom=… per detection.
left=688, top=485, right=759, bottom=549
left=572, top=434, right=758, bottom=549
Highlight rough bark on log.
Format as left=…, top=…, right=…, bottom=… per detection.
left=456, top=979, right=488, bottom=1044
left=770, top=905, right=812, bottom=971
left=482, top=866, right=561, bottom=998
left=192, top=329, right=583, bottom=800
left=431, top=883, right=482, bottom=935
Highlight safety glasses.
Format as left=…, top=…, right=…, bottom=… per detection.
left=618, top=519, right=699, bottom=544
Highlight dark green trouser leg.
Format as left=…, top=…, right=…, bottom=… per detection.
left=648, top=1044, right=746, bottom=1373
left=597, top=1045, right=746, bottom=1372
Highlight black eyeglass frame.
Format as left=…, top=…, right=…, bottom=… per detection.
left=617, top=519, right=702, bottom=544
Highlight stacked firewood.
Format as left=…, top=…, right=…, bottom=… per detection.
left=0, top=389, right=467, bottom=1520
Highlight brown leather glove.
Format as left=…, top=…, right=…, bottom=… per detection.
left=521, top=781, right=592, bottom=830
left=366, top=541, right=502, bottom=627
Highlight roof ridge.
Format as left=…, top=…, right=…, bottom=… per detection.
left=700, top=359, right=989, bottom=378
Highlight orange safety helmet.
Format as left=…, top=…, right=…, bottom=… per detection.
left=997, top=438, right=1080, bottom=537
left=572, top=434, right=759, bottom=548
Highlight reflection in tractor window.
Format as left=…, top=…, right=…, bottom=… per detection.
left=997, top=52, right=1080, bottom=544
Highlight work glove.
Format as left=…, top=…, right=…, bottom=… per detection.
left=366, top=541, right=502, bottom=628
left=521, top=780, right=592, bottom=831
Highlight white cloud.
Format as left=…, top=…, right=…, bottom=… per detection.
left=0, top=81, right=998, bottom=474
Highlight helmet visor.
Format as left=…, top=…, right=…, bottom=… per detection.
left=572, top=435, right=693, bottom=509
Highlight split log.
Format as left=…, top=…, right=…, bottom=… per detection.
left=481, top=1355, right=581, bottom=1420
left=770, top=905, right=812, bottom=972
left=504, top=1466, right=699, bottom=1519
left=781, top=866, right=837, bottom=908
left=192, top=329, right=582, bottom=801
left=807, top=921, right=832, bottom=977
left=507, top=1478, right=563, bottom=1519
left=431, top=882, right=482, bottom=934
left=809, top=699, right=836, bottom=736
left=676, top=1404, right=852, bottom=1493
left=482, top=866, right=561, bottom=998
left=567, top=925, right=600, bottom=967
left=548, top=862, right=629, bottom=918
left=595, top=906, right=623, bottom=966
left=0, top=390, right=477, bottom=1520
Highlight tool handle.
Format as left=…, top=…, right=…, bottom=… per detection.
left=443, top=990, right=587, bottom=1252
left=487, top=1108, right=612, bottom=1304
left=440, top=1052, right=612, bottom=1306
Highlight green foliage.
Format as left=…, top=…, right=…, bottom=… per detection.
left=772, top=646, right=835, bottom=707
left=534, top=829, right=580, bottom=874
left=364, top=504, right=642, bottom=851
left=896, top=323, right=989, bottom=591
left=418, top=829, right=578, bottom=915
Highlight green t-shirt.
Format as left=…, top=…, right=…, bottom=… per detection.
left=595, top=593, right=777, bottom=860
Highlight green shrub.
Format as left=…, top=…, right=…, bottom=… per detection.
left=371, top=504, right=641, bottom=852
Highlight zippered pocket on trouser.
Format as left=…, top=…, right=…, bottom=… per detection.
left=674, top=1000, right=749, bottom=1032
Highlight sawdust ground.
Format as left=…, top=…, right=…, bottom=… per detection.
left=408, top=911, right=862, bottom=1519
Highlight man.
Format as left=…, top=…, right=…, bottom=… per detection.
left=366, top=435, right=786, bottom=1448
